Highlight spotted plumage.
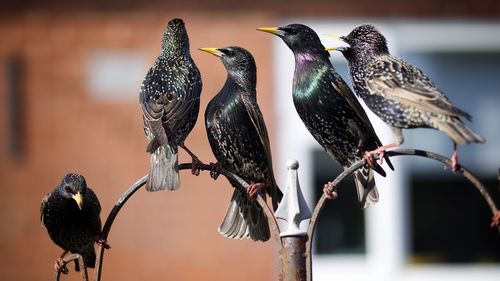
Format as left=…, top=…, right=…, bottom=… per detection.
left=337, top=24, right=485, bottom=169
left=201, top=46, right=282, bottom=241
left=140, top=18, right=202, bottom=191
left=41, top=173, right=102, bottom=271
left=258, top=24, right=392, bottom=208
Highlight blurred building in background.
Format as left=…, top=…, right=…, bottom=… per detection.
left=274, top=20, right=500, bottom=281
left=0, top=1, right=498, bottom=281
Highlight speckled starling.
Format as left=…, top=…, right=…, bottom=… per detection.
left=200, top=46, right=283, bottom=241
left=258, top=24, right=392, bottom=208
left=335, top=24, right=485, bottom=170
left=140, top=18, right=202, bottom=191
left=41, top=173, right=103, bottom=273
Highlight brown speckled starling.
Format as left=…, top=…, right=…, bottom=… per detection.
left=200, top=46, right=283, bottom=241
left=336, top=24, right=485, bottom=171
left=41, top=173, right=102, bottom=273
left=258, top=24, right=392, bottom=208
left=140, top=18, right=202, bottom=191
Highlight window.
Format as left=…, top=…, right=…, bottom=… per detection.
left=87, top=51, right=146, bottom=101
left=311, top=148, right=366, bottom=255
left=410, top=174, right=500, bottom=264
left=403, top=52, right=500, bottom=264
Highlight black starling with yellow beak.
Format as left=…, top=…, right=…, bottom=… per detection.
left=200, top=46, right=282, bottom=241
left=41, top=173, right=104, bottom=273
left=258, top=24, right=392, bottom=207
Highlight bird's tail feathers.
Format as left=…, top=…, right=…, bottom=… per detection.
left=384, top=155, right=395, bottom=171
left=83, top=248, right=96, bottom=269
left=354, top=167, right=379, bottom=209
left=454, top=106, right=473, bottom=122
left=73, top=246, right=96, bottom=271
left=434, top=118, right=485, bottom=145
left=146, top=145, right=180, bottom=191
left=371, top=160, right=386, bottom=177
left=146, top=138, right=161, bottom=154
left=218, top=188, right=270, bottom=242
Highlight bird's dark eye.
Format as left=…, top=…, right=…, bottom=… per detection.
left=283, top=28, right=297, bottom=36
left=64, top=185, right=72, bottom=193
left=222, top=49, right=235, bottom=56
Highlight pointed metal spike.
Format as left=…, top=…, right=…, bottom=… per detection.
left=275, top=160, right=312, bottom=237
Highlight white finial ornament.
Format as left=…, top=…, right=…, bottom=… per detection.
left=275, top=160, right=312, bottom=237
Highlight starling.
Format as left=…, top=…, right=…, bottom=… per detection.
left=140, top=18, right=202, bottom=191
left=41, top=173, right=103, bottom=273
left=335, top=24, right=485, bottom=171
left=258, top=24, right=392, bottom=207
left=200, top=46, right=283, bottom=241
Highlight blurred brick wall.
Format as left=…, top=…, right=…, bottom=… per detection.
left=0, top=11, right=280, bottom=281
left=3, top=0, right=500, bottom=17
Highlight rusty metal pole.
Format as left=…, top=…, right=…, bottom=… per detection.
left=276, top=160, right=312, bottom=281
left=279, top=236, right=308, bottom=281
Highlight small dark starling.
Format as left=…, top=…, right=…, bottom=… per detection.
left=200, top=46, right=283, bottom=241
left=41, top=173, right=103, bottom=273
left=140, top=18, right=202, bottom=191
left=258, top=24, right=392, bottom=208
left=335, top=24, right=485, bottom=171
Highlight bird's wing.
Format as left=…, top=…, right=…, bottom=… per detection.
left=85, top=188, right=102, bottom=232
left=330, top=71, right=384, bottom=147
left=86, top=188, right=102, bottom=214
left=240, top=94, right=281, bottom=206
left=366, top=56, right=472, bottom=120
left=240, top=94, right=274, bottom=170
left=140, top=63, right=202, bottom=150
left=40, top=193, right=51, bottom=227
left=140, top=66, right=170, bottom=148
left=330, top=70, right=394, bottom=170
left=162, top=69, right=202, bottom=125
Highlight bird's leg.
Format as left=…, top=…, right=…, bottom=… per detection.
left=248, top=182, right=267, bottom=198
left=209, top=162, right=221, bottom=180
left=54, top=250, right=69, bottom=274
left=445, top=143, right=459, bottom=172
left=363, top=152, right=377, bottom=169
left=491, top=211, right=500, bottom=228
left=180, top=143, right=203, bottom=176
left=364, top=142, right=400, bottom=165
left=96, top=236, right=111, bottom=249
left=365, top=127, right=403, bottom=165
left=323, top=182, right=338, bottom=200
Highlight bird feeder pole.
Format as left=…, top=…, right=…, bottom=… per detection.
left=276, top=160, right=312, bottom=281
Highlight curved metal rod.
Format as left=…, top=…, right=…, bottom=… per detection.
left=391, top=149, right=498, bottom=215
left=52, top=253, right=88, bottom=281
left=91, top=162, right=280, bottom=281
left=305, top=148, right=500, bottom=281
left=93, top=175, right=148, bottom=281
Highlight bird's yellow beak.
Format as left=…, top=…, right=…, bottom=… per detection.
left=199, top=48, right=224, bottom=57
left=257, top=27, right=286, bottom=36
left=72, top=192, right=83, bottom=210
left=325, top=46, right=348, bottom=52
